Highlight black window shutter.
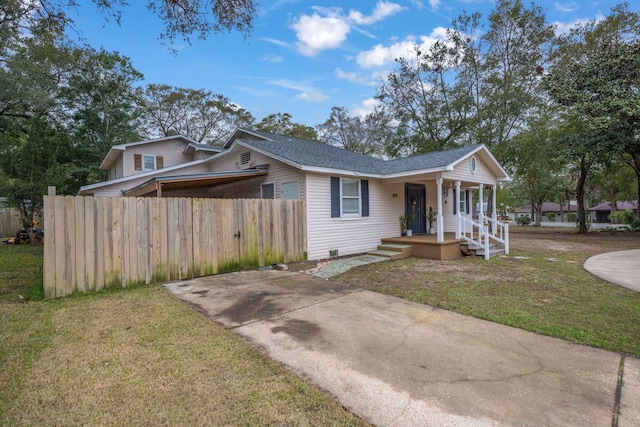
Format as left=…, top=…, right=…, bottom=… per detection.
left=330, top=177, right=340, bottom=217
left=361, top=180, right=369, bottom=217
left=453, top=189, right=457, bottom=215
left=465, top=190, right=470, bottom=214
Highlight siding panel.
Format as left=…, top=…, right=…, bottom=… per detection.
left=306, top=173, right=404, bottom=260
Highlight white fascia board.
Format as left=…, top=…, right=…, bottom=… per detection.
left=99, top=146, right=126, bottom=169
left=79, top=156, right=212, bottom=193
left=299, top=165, right=383, bottom=178
left=234, top=141, right=304, bottom=170
left=380, top=166, right=452, bottom=181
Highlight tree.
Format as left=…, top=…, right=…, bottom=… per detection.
left=316, top=107, right=389, bottom=156
left=376, top=41, right=473, bottom=155
left=377, top=0, right=554, bottom=162
left=507, top=112, right=566, bottom=226
left=1, top=0, right=256, bottom=48
left=61, top=47, right=145, bottom=187
left=142, top=84, right=254, bottom=144
left=544, top=4, right=640, bottom=225
left=0, top=116, right=75, bottom=228
left=256, top=113, right=318, bottom=140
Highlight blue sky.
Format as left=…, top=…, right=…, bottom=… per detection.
left=72, top=0, right=622, bottom=127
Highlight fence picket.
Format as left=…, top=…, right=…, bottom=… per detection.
left=43, top=196, right=306, bottom=298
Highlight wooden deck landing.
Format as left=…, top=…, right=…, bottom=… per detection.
left=381, top=233, right=464, bottom=260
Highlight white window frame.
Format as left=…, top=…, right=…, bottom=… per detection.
left=340, top=178, right=360, bottom=217
left=261, top=182, right=275, bottom=199
left=143, top=154, right=156, bottom=171
left=459, top=190, right=467, bottom=215
left=281, top=181, right=299, bottom=200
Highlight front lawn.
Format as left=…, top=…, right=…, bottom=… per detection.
left=335, top=229, right=640, bottom=358
left=0, top=244, right=368, bottom=426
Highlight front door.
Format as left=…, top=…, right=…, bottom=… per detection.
left=405, top=184, right=426, bottom=234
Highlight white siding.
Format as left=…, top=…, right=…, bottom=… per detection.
left=122, top=139, right=197, bottom=177
left=306, top=172, right=404, bottom=260
left=442, top=152, right=498, bottom=186
left=205, top=146, right=306, bottom=200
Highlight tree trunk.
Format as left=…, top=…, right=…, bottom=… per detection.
left=576, top=162, right=589, bottom=233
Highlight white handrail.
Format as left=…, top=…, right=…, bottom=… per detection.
left=458, top=215, right=510, bottom=258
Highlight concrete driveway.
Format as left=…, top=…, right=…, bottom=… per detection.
left=163, top=270, right=639, bottom=427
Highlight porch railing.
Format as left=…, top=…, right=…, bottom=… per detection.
left=457, top=215, right=510, bottom=260
left=484, top=215, right=509, bottom=255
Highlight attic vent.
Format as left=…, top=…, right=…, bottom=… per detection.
left=240, top=151, right=251, bottom=165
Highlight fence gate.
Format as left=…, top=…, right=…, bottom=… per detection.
left=43, top=196, right=307, bottom=298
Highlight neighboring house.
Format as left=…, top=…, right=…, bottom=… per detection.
left=589, top=200, right=639, bottom=223
left=512, top=202, right=577, bottom=222
left=79, top=129, right=511, bottom=260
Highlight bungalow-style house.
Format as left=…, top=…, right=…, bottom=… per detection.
left=589, top=200, right=639, bottom=223
left=79, top=129, right=511, bottom=260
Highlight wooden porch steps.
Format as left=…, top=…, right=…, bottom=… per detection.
left=368, top=243, right=413, bottom=260
left=460, top=242, right=505, bottom=258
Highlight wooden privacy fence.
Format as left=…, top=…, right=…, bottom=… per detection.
left=43, top=196, right=307, bottom=298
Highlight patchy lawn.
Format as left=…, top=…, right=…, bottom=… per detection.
left=0, top=245, right=368, bottom=426
left=333, top=228, right=640, bottom=358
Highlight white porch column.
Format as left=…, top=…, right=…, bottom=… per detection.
left=478, top=184, right=484, bottom=243
left=436, top=176, right=444, bottom=242
left=492, top=184, right=497, bottom=234
left=478, top=184, right=484, bottom=220
left=455, top=180, right=461, bottom=239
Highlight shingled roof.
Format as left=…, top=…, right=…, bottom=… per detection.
left=231, top=128, right=487, bottom=176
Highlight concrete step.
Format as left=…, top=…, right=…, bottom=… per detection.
left=367, top=249, right=411, bottom=260
left=377, top=243, right=413, bottom=256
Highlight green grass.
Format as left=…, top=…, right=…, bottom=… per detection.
left=0, top=245, right=368, bottom=426
left=336, top=231, right=640, bottom=358
left=0, top=244, right=43, bottom=302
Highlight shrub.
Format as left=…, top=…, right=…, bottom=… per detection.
left=567, top=212, right=577, bottom=222
left=630, top=218, right=640, bottom=232
left=546, top=212, right=556, bottom=221
left=516, top=214, right=531, bottom=226
left=609, top=209, right=635, bottom=225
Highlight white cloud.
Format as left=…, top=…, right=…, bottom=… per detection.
left=428, top=0, right=441, bottom=11
left=290, top=2, right=405, bottom=56
left=351, top=97, right=381, bottom=118
left=291, top=12, right=351, bottom=56
left=356, top=27, right=448, bottom=69
left=554, top=2, right=578, bottom=13
left=348, top=1, right=405, bottom=25
left=552, top=14, right=603, bottom=35
left=262, top=37, right=293, bottom=49
left=335, top=68, right=377, bottom=86
left=296, top=92, right=329, bottom=102
left=263, top=54, right=283, bottom=63
left=269, top=79, right=329, bottom=102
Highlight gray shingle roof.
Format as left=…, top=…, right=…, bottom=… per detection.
left=234, top=128, right=483, bottom=175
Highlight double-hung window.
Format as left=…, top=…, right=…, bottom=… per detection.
left=341, top=179, right=360, bottom=215
left=331, top=177, right=369, bottom=218
left=143, top=155, right=156, bottom=171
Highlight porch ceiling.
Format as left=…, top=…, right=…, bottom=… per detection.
left=123, top=170, right=268, bottom=197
